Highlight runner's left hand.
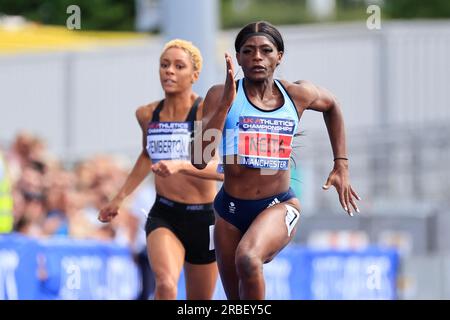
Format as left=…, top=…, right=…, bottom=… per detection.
left=151, top=160, right=187, bottom=177
left=322, top=161, right=361, bottom=216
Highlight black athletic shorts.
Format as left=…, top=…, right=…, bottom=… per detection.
left=145, top=194, right=216, bottom=264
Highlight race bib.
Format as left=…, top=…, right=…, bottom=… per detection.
left=146, top=122, right=191, bottom=162
left=238, top=116, right=295, bottom=170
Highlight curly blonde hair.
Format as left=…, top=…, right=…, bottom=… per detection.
left=161, top=39, right=203, bottom=73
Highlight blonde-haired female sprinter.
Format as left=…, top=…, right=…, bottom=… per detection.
left=99, top=39, right=222, bottom=299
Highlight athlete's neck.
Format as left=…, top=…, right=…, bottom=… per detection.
left=244, top=77, right=276, bottom=101
left=163, top=90, right=196, bottom=118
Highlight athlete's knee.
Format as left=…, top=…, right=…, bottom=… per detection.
left=235, top=248, right=263, bottom=279
left=155, top=275, right=178, bottom=299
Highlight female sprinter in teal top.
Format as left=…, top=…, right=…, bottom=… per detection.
left=193, top=21, right=361, bottom=300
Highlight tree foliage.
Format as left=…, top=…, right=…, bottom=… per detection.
left=0, top=0, right=135, bottom=31
left=383, top=0, right=450, bottom=19
left=1, top=0, right=449, bottom=32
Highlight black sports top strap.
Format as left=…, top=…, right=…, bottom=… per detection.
left=185, top=96, right=202, bottom=122
left=151, top=99, right=165, bottom=122
left=151, top=97, right=202, bottom=122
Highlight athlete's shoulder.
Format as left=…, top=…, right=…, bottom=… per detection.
left=201, top=84, right=226, bottom=115
left=279, top=79, right=318, bottom=107
left=278, top=79, right=314, bottom=93
left=135, top=100, right=160, bottom=126
left=206, top=84, right=226, bottom=98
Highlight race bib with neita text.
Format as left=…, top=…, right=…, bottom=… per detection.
left=238, top=116, right=295, bottom=170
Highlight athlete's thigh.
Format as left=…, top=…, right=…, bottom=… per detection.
left=147, top=227, right=185, bottom=280
left=239, top=199, right=300, bottom=263
left=184, top=261, right=218, bottom=300
left=214, top=214, right=242, bottom=300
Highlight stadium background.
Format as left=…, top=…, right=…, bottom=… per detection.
left=1, top=0, right=449, bottom=299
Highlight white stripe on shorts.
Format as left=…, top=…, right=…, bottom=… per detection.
left=209, top=225, right=215, bottom=251
left=284, top=204, right=300, bottom=237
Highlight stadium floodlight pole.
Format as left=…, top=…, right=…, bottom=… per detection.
left=161, top=0, right=219, bottom=96
left=64, top=52, right=75, bottom=164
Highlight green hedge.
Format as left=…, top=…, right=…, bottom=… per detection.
left=0, top=0, right=135, bottom=31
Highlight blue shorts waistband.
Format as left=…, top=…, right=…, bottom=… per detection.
left=217, top=187, right=296, bottom=204
left=213, top=186, right=297, bottom=233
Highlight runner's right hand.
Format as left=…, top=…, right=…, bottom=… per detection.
left=221, top=53, right=236, bottom=109
left=98, top=198, right=121, bottom=223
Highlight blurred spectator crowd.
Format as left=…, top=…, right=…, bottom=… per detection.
left=0, top=131, right=148, bottom=250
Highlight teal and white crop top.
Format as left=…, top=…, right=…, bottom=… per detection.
left=219, top=78, right=299, bottom=171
